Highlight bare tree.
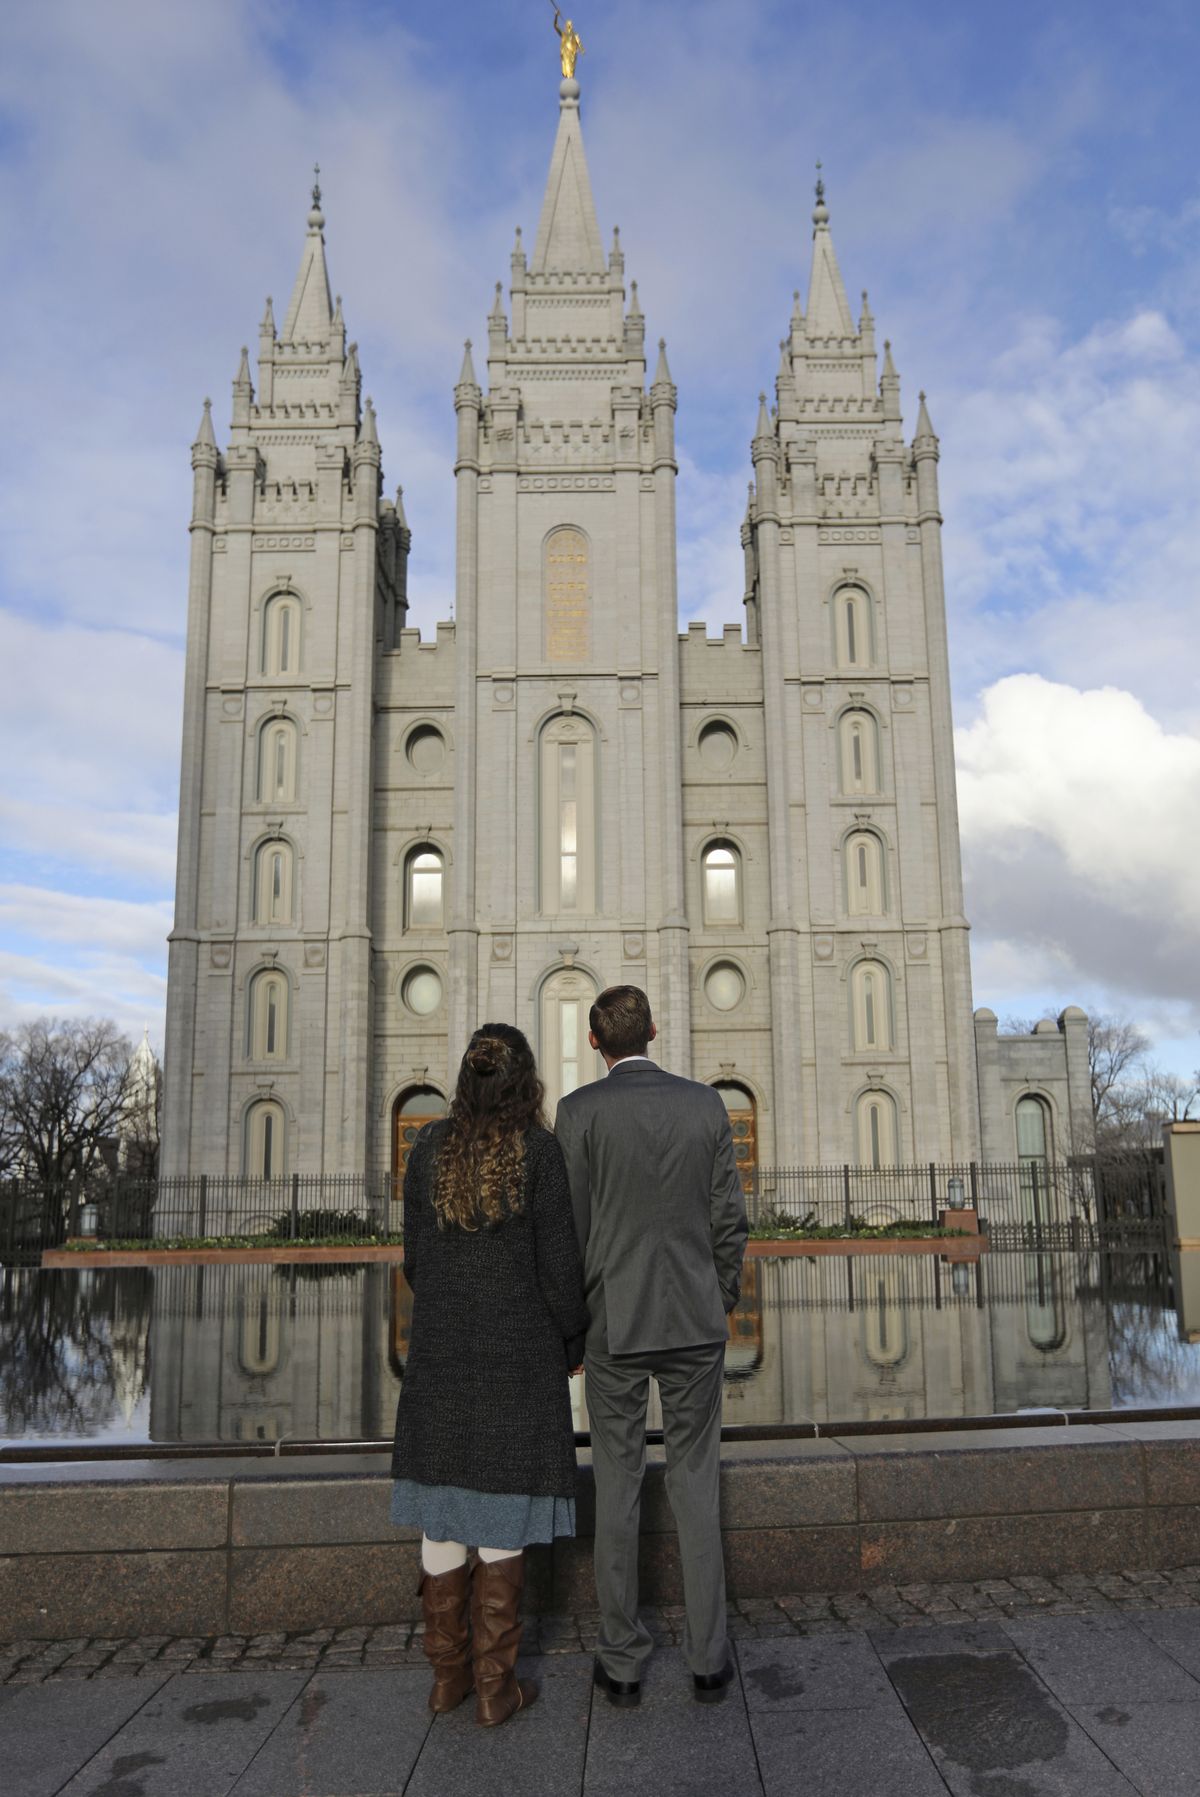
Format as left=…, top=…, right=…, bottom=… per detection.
left=0, top=1018, right=136, bottom=1188
left=1088, top=1015, right=1151, bottom=1132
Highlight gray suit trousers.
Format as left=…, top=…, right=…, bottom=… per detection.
left=585, top=1341, right=727, bottom=1679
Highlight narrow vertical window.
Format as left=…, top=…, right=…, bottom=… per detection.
left=856, top=1090, right=898, bottom=1169
left=839, top=711, right=880, bottom=795
left=702, top=842, right=741, bottom=926
left=845, top=597, right=857, bottom=664
left=262, top=595, right=301, bottom=676
left=835, top=588, right=872, bottom=669
left=845, top=831, right=886, bottom=915
left=560, top=999, right=580, bottom=1096
left=851, top=960, right=893, bottom=1052
left=254, top=840, right=293, bottom=925
left=258, top=719, right=297, bottom=803
left=405, top=848, right=444, bottom=931
left=250, top=970, right=288, bottom=1061
left=540, top=716, right=596, bottom=913
left=245, top=1099, right=286, bottom=1178
left=540, top=970, right=600, bottom=1113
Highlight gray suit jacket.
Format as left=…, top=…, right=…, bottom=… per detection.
left=555, top=1060, right=750, bottom=1356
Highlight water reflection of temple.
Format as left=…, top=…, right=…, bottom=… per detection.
left=144, top=1250, right=1124, bottom=1445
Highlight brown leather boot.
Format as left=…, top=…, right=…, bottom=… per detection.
left=471, top=1552, right=538, bottom=1726
left=417, top=1562, right=474, bottom=1713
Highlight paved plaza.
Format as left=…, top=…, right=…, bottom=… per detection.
left=6, top=1571, right=1200, bottom=1793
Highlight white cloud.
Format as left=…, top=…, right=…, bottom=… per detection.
left=957, top=675, right=1200, bottom=1036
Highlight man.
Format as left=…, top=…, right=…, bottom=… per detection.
left=555, top=985, right=749, bottom=1707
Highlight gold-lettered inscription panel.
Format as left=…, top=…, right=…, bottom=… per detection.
left=545, top=526, right=590, bottom=664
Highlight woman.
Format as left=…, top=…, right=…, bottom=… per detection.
left=391, top=1023, right=588, bottom=1727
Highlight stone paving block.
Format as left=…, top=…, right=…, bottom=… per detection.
left=229, top=1667, right=431, bottom=1794
left=0, top=1482, right=228, bottom=1555
left=230, top=1476, right=398, bottom=1548
left=852, top=1438, right=1142, bottom=1523
left=407, top=1652, right=591, bottom=1797
left=749, top=1705, right=947, bottom=1797
left=1000, top=1611, right=1200, bottom=1706
left=1130, top=1608, right=1200, bottom=1680
left=737, top=1634, right=901, bottom=1710
left=228, top=1541, right=421, bottom=1633
left=877, top=1623, right=1139, bottom=1795
left=1069, top=1697, right=1200, bottom=1794
left=0, top=1550, right=228, bottom=1640
left=584, top=1645, right=757, bottom=1797
left=859, top=1508, right=1145, bottom=1586
left=57, top=1669, right=309, bottom=1797
left=0, top=1673, right=170, bottom=1797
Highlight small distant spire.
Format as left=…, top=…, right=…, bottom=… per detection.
left=915, top=389, right=937, bottom=440
left=332, top=293, right=344, bottom=326
left=755, top=390, right=772, bottom=436
left=628, top=278, right=642, bottom=315
left=654, top=337, right=672, bottom=384
left=342, top=341, right=360, bottom=384
left=395, top=484, right=408, bottom=528
left=194, top=397, right=216, bottom=448
left=360, top=395, right=378, bottom=445
left=458, top=339, right=478, bottom=385
left=813, top=159, right=828, bottom=227
left=860, top=288, right=874, bottom=329
left=234, top=345, right=252, bottom=389
left=260, top=295, right=275, bottom=334
left=490, top=280, right=505, bottom=318
left=778, top=337, right=790, bottom=380
left=882, top=339, right=897, bottom=379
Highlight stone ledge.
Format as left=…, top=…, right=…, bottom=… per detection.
left=1, top=1426, right=1197, bottom=1637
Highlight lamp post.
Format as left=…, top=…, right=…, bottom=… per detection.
left=946, top=1176, right=966, bottom=1210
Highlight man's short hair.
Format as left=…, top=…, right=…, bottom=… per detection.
left=590, top=985, right=653, bottom=1059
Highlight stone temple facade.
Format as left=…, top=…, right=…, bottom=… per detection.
left=161, top=75, right=1092, bottom=1183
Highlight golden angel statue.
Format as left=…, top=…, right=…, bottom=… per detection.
left=554, top=9, right=584, bottom=79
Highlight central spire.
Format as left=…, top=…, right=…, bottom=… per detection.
left=281, top=165, right=334, bottom=344
left=530, top=79, right=605, bottom=275
left=805, top=163, right=854, bottom=339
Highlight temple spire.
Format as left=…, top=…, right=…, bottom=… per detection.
left=193, top=397, right=216, bottom=450
left=805, top=163, right=854, bottom=338
left=280, top=165, right=334, bottom=344
left=530, top=78, right=605, bottom=274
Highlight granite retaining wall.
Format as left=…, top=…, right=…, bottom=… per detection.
left=3, top=1420, right=1199, bottom=1640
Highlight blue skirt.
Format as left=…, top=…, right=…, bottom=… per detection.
left=390, top=1478, right=575, bottom=1548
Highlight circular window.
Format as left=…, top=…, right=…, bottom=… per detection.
left=406, top=725, right=446, bottom=774
left=402, top=966, right=443, bottom=1016
left=698, top=721, right=737, bottom=770
left=704, top=961, right=745, bottom=1012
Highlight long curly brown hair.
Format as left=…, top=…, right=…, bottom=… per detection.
left=433, top=1023, right=548, bottom=1230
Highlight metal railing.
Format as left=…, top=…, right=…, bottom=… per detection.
left=0, top=1151, right=1165, bottom=1265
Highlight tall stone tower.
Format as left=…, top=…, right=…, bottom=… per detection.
left=740, top=172, right=979, bottom=1162
left=456, top=72, right=691, bottom=1082
left=161, top=175, right=406, bottom=1177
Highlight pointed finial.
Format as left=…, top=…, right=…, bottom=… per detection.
left=915, top=390, right=937, bottom=439
left=194, top=397, right=217, bottom=448
left=654, top=337, right=672, bottom=383
left=755, top=390, right=771, bottom=436
left=234, top=345, right=252, bottom=390
left=629, top=278, right=641, bottom=313
left=813, top=159, right=829, bottom=228
left=333, top=293, right=344, bottom=324
left=361, top=395, right=378, bottom=445
left=882, top=339, right=897, bottom=379
left=395, top=483, right=408, bottom=527
left=308, top=163, right=325, bottom=231
left=261, top=295, right=275, bottom=333
left=458, top=339, right=478, bottom=385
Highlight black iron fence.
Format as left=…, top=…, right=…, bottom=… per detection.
left=0, top=1150, right=1166, bottom=1266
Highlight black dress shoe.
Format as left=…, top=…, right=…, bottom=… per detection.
left=692, top=1659, right=735, bottom=1704
left=592, top=1657, right=641, bottom=1708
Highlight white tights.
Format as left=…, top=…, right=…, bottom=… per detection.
left=421, top=1533, right=520, bottom=1574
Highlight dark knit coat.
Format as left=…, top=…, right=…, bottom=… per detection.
left=390, top=1121, right=590, bottom=1499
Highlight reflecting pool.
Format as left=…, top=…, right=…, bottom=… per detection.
left=3, top=1250, right=1200, bottom=1451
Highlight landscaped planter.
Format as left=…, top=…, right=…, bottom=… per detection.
left=45, top=1233, right=986, bottom=1269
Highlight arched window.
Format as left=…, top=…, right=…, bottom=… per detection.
left=862, top=1259, right=910, bottom=1369
left=540, top=715, right=596, bottom=914
left=262, top=594, right=301, bottom=676
left=1016, top=1095, right=1054, bottom=1228
left=392, top=1086, right=448, bottom=1188
left=405, top=847, right=444, bottom=931
left=834, top=587, right=872, bottom=669
left=540, top=968, right=601, bottom=1112
left=715, top=1083, right=757, bottom=1197
left=845, top=830, right=886, bottom=915
left=239, top=1284, right=282, bottom=1376
left=253, top=839, right=294, bottom=926
left=856, top=1089, right=898, bottom=1170
left=258, top=718, right=297, bottom=803
left=851, top=959, right=893, bottom=1052
left=544, top=526, right=591, bottom=664
left=838, top=710, right=880, bottom=795
left=702, top=841, right=741, bottom=926
left=244, top=1098, right=286, bottom=1178
left=249, top=969, right=289, bottom=1061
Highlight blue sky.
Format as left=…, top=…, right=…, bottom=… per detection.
left=0, top=0, right=1198, bottom=1078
